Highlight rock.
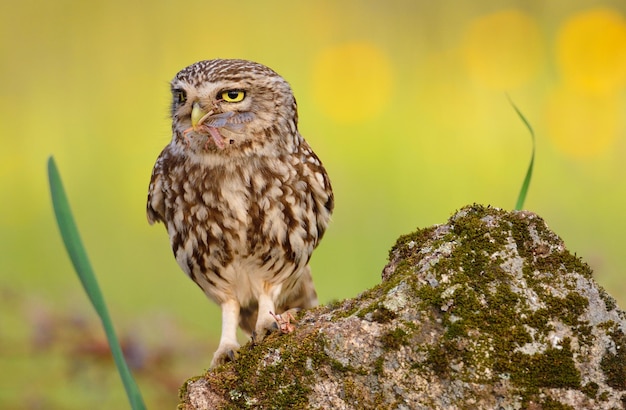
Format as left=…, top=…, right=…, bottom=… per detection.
left=178, top=204, right=626, bottom=410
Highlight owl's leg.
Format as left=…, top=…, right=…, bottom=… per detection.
left=210, top=299, right=241, bottom=368
left=252, top=292, right=279, bottom=343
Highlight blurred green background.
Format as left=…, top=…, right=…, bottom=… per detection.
left=3, top=0, right=626, bottom=408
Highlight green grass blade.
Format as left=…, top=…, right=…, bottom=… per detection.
left=508, top=97, right=536, bottom=211
left=47, top=156, right=146, bottom=410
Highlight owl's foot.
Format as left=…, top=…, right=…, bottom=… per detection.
left=251, top=319, right=279, bottom=344
left=210, top=342, right=240, bottom=368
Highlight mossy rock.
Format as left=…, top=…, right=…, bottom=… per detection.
left=180, top=204, right=626, bottom=410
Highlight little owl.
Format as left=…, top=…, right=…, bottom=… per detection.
left=147, top=59, right=334, bottom=367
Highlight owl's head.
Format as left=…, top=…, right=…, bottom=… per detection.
left=169, top=59, right=299, bottom=155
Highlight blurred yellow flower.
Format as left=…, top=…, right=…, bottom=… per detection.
left=556, top=8, right=626, bottom=94
left=463, top=9, right=543, bottom=89
left=545, top=85, right=621, bottom=158
left=311, top=42, right=393, bottom=123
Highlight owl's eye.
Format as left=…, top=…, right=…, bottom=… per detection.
left=173, top=88, right=187, bottom=104
left=220, top=90, right=245, bottom=103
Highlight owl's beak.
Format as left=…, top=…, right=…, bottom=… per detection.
left=191, top=102, right=209, bottom=128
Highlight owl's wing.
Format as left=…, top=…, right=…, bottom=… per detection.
left=298, top=139, right=334, bottom=242
left=146, top=148, right=169, bottom=225
left=301, top=141, right=334, bottom=210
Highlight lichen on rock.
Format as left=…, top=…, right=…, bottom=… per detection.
left=179, top=204, right=626, bottom=410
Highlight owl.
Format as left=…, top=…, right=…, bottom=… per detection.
left=147, top=59, right=334, bottom=367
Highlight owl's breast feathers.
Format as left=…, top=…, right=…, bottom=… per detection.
left=146, top=140, right=333, bottom=286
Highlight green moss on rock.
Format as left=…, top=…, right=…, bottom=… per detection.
left=600, top=327, right=626, bottom=391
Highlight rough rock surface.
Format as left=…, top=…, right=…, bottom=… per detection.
left=179, top=205, right=626, bottom=410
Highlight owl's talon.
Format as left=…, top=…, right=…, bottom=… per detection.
left=210, top=342, right=240, bottom=368
left=252, top=328, right=269, bottom=344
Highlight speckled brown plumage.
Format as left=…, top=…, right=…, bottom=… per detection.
left=147, top=59, right=333, bottom=367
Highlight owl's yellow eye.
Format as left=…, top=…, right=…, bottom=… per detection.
left=172, top=88, right=187, bottom=104
left=220, top=90, right=245, bottom=103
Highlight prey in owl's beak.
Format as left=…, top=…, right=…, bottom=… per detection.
left=183, top=101, right=257, bottom=150
left=182, top=102, right=227, bottom=149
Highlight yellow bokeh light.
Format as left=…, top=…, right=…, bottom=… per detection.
left=556, top=8, right=626, bottom=94
left=463, top=9, right=543, bottom=89
left=545, top=85, right=621, bottom=158
left=311, top=42, right=393, bottom=123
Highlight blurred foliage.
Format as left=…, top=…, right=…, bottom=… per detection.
left=509, top=97, right=536, bottom=211
left=48, top=157, right=145, bottom=409
left=2, top=1, right=626, bottom=408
